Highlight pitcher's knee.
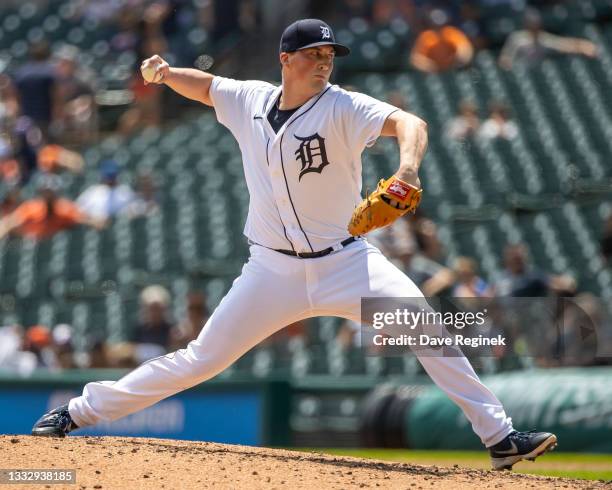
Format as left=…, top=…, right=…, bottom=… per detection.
left=183, top=341, right=239, bottom=382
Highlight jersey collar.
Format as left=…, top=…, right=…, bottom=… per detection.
left=262, top=83, right=332, bottom=142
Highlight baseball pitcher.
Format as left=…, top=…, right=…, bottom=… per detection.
left=32, top=19, right=556, bottom=470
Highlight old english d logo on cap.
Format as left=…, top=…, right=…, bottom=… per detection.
left=280, top=19, right=350, bottom=57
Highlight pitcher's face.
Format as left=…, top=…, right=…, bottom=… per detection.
left=282, top=45, right=335, bottom=90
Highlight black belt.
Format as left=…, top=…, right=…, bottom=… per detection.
left=275, top=237, right=357, bottom=259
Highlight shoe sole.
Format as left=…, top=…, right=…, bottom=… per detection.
left=491, top=434, right=557, bottom=471
left=31, top=428, right=67, bottom=438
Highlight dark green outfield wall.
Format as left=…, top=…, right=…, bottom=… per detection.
left=405, top=368, right=612, bottom=452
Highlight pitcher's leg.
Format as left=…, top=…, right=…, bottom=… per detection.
left=314, top=241, right=513, bottom=447
left=411, top=355, right=513, bottom=446
left=69, top=247, right=310, bottom=428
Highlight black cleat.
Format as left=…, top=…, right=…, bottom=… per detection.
left=31, top=404, right=79, bottom=438
left=489, top=430, right=557, bottom=470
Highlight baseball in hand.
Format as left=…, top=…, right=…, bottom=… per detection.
left=141, top=64, right=162, bottom=83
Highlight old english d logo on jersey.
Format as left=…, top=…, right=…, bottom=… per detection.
left=294, top=133, right=330, bottom=180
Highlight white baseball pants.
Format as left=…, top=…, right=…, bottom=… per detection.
left=69, top=240, right=513, bottom=447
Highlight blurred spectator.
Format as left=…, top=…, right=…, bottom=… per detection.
left=499, top=8, right=598, bottom=70
left=51, top=324, right=76, bottom=370
left=601, top=211, right=612, bottom=264
left=10, top=138, right=84, bottom=188
left=477, top=101, right=518, bottom=142
left=170, top=291, right=210, bottom=350
left=52, top=44, right=98, bottom=144
left=336, top=319, right=362, bottom=351
left=78, top=339, right=111, bottom=369
left=119, top=78, right=163, bottom=135
left=123, top=172, right=160, bottom=218
left=118, top=2, right=170, bottom=135
left=23, top=325, right=57, bottom=369
left=0, top=324, right=23, bottom=363
left=11, top=41, right=59, bottom=135
left=110, top=5, right=142, bottom=53
left=0, top=174, right=104, bottom=241
left=452, top=256, right=493, bottom=297
left=414, top=217, right=444, bottom=263
left=0, top=324, right=23, bottom=359
left=0, top=74, right=19, bottom=133
left=368, top=214, right=415, bottom=258
left=132, top=285, right=175, bottom=360
left=138, top=2, right=171, bottom=61
left=13, top=116, right=43, bottom=184
left=413, top=218, right=456, bottom=295
left=445, top=100, right=481, bottom=141
left=370, top=217, right=455, bottom=296
left=410, top=9, right=474, bottom=73
left=37, top=143, right=84, bottom=174
left=0, top=324, right=38, bottom=375
left=0, top=184, right=21, bottom=217
left=481, top=302, right=526, bottom=370
left=494, top=243, right=575, bottom=297
left=368, top=219, right=429, bottom=287
left=76, top=160, right=136, bottom=222
left=102, top=342, right=135, bottom=368
left=458, top=2, right=487, bottom=50
left=0, top=136, right=21, bottom=185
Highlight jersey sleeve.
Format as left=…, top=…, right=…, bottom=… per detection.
left=338, top=91, right=399, bottom=152
left=209, top=76, right=266, bottom=133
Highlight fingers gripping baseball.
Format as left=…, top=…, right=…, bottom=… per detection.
left=140, top=55, right=169, bottom=84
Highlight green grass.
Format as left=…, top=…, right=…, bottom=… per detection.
left=293, top=448, right=612, bottom=481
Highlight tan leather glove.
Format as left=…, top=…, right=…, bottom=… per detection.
left=348, top=176, right=422, bottom=236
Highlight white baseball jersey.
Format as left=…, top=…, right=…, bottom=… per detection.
left=209, top=77, right=398, bottom=253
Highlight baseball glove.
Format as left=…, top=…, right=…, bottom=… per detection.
left=348, top=176, right=422, bottom=236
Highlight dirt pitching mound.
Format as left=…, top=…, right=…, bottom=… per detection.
left=0, top=435, right=606, bottom=489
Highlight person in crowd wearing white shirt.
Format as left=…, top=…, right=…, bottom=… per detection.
left=445, top=100, right=481, bottom=141
left=76, top=159, right=136, bottom=222
left=478, top=101, right=518, bottom=142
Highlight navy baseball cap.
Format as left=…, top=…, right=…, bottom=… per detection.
left=99, top=159, right=120, bottom=180
left=280, top=19, right=350, bottom=57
